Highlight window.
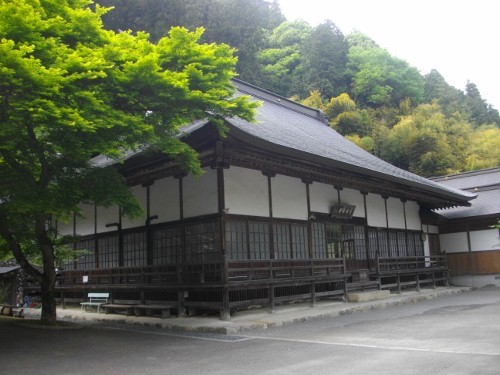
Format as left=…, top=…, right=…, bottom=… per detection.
left=123, top=230, right=147, bottom=267
left=311, top=222, right=326, bottom=258
left=153, top=226, right=182, bottom=264
left=185, top=221, right=220, bottom=263
left=75, top=238, right=95, bottom=270
left=273, top=223, right=291, bottom=259
left=226, top=220, right=248, bottom=260
left=248, top=222, right=270, bottom=259
left=291, top=224, right=308, bottom=259
left=98, top=234, right=119, bottom=268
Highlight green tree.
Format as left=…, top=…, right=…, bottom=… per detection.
left=201, top=0, right=285, bottom=84
left=466, top=125, right=500, bottom=170
left=300, top=90, right=326, bottom=111
left=382, top=103, right=472, bottom=176
left=301, top=20, right=349, bottom=99
left=347, top=44, right=423, bottom=107
left=325, top=93, right=371, bottom=136
left=258, top=21, right=312, bottom=96
left=465, top=81, right=500, bottom=126
left=0, top=0, right=257, bottom=325
left=423, top=69, right=466, bottom=117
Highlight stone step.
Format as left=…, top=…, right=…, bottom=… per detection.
left=347, top=290, right=390, bottom=303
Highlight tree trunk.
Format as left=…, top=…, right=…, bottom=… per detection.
left=39, top=267, right=57, bottom=325
left=36, top=216, right=58, bottom=326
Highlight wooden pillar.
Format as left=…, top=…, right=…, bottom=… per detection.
left=362, top=192, right=371, bottom=268
left=303, top=179, right=313, bottom=259
left=214, top=141, right=231, bottom=320
left=383, top=196, right=390, bottom=257
left=263, top=171, right=276, bottom=259
left=143, top=181, right=157, bottom=266
left=72, top=211, right=77, bottom=270
left=401, top=199, right=408, bottom=257
left=118, top=208, right=123, bottom=267
left=93, top=203, right=98, bottom=269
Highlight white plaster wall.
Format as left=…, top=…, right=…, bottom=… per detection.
left=366, top=194, right=386, bottom=227
left=224, top=166, right=269, bottom=217
left=440, top=232, right=469, bottom=253
left=405, top=201, right=422, bottom=230
left=470, top=229, right=500, bottom=251
left=341, top=188, right=366, bottom=218
left=183, top=168, right=218, bottom=218
left=309, top=182, right=336, bottom=214
left=122, top=185, right=147, bottom=229
left=150, top=177, right=180, bottom=223
left=271, top=174, right=308, bottom=220
left=96, top=206, right=120, bottom=233
left=75, top=203, right=95, bottom=236
left=386, top=197, right=405, bottom=229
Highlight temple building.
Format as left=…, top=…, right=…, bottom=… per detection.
left=431, top=167, right=500, bottom=287
left=55, top=80, right=476, bottom=319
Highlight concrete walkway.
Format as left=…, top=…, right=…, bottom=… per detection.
left=23, top=286, right=471, bottom=334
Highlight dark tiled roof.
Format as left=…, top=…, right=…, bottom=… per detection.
left=433, top=187, right=499, bottom=218
left=226, top=80, right=475, bottom=204
left=91, top=80, right=474, bottom=206
left=432, top=167, right=500, bottom=218
left=431, top=167, right=500, bottom=190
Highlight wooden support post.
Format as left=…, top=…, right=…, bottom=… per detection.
left=220, top=287, right=230, bottom=321
left=177, top=290, right=185, bottom=318
left=269, top=284, right=276, bottom=314
left=310, top=281, right=316, bottom=307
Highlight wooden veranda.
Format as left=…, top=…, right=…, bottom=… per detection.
left=56, top=255, right=448, bottom=319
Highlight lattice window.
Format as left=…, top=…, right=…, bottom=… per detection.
left=407, top=232, right=424, bottom=256
left=389, top=231, right=399, bottom=257
left=377, top=231, right=389, bottom=257
left=123, top=230, right=147, bottom=267
left=152, top=225, right=182, bottom=265
left=311, top=222, right=326, bottom=259
left=353, top=225, right=367, bottom=260
left=368, top=229, right=379, bottom=260
left=75, top=238, right=95, bottom=270
left=248, top=222, right=270, bottom=259
left=98, top=234, right=119, bottom=268
left=226, top=220, right=248, bottom=260
left=291, top=224, right=308, bottom=259
left=273, top=223, right=291, bottom=259
left=185, top=221, right=220, bottom=263
left=397, top=231, right=407, bottom=257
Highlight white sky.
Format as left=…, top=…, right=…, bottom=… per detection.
left=278, top=0, right=500, bottom=110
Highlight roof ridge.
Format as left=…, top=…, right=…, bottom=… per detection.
left=232, top=79, right=329, bottom=125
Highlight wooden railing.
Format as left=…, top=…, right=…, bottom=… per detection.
left=227, top=258, right=346, bottom=285
left=58, top=262, right=225, bottom=287
left=377, top=255, right=447, bottom=274
left=376, top=255, right=448, bottom=292
left=58, top=258, right=347, bottom=288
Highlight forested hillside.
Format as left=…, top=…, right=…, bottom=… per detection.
left=96, top=0, right=500, bottom=176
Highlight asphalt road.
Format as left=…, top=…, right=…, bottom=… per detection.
left=1, top=287, right=499, bottom=375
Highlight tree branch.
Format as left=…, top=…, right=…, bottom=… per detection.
left=0, top=211, right=42, bottom=282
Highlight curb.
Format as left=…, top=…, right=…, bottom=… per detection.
left=23, top=287, right=473, bottom=334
